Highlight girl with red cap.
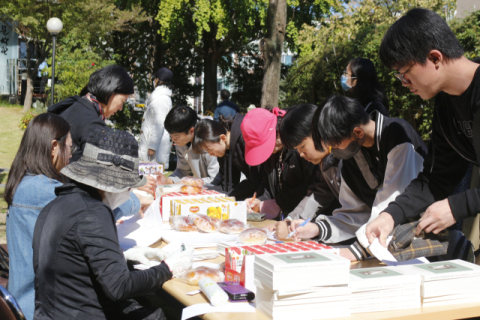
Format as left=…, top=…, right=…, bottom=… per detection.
left=241, top=107, right=316, bottom=219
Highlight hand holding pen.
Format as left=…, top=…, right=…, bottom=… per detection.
left=286, top=218, right=318, bottom=240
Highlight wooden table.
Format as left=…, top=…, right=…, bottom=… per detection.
left=151, top=220, right=480, bottom=320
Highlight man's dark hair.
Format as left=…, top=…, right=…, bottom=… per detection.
left=348, top=57, right=389, bottom=109
left=165, top=105, right=199, bottom=134
left=312, top=95, right=370, bottom=151
left=279, top=104, right=318, bottom=149
left=379, top=8, right=464, bottom=70
left=79, top=65, right=134, bottom=104
left=220, top=89, right=230, bottom=100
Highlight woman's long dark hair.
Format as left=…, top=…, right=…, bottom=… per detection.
left=79, top=65, right=134, bottom=104
left=4, top=113, right=70, bottom=206
left=192, top=116, right=233, bottom=154
left=348, top=57, right=389, bottom=109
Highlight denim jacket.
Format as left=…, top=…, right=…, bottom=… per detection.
left=6, top=174, right=139, bottom=320
left=7, top=174, right=62, bottom=320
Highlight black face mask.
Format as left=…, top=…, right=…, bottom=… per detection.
left=331, top=139, right=361, bottom=160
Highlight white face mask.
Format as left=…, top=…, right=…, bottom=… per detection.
left=102, top=190, right=131, bottom=210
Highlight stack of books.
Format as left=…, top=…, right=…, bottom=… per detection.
left=402, top=259, right=480, bottom=307
left=254, top=250, right=351, bottom=320
left=349, top=266, right=421, bottom=313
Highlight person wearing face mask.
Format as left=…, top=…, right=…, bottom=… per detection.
left=192, top=115, right=262, bottom=201
left=341, top=58, right=389, bottom=116
left=48, top=65, right=156, bottom=219
left=4, top=114, right=72, bottom=320
left=287, top=95, right=427, bottom=261
left=242, top=107, right=316, bottom=219
left=32, top=126, right=194, bottom=320
left=138, top=67, right=174, bottom=169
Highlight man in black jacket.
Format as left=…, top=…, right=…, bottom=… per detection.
left=365, top=8, right=480, bottom=247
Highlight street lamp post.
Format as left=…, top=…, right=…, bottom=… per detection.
left=46, top=18, right=63, bottom=106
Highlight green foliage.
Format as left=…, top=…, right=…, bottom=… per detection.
left=109, top=103, right=143, bottom=134
left=45, top=35, right=116, bottom=101
left=19, top=112, right=34, bottom=130
left=280, top=0, right=467, bottom=141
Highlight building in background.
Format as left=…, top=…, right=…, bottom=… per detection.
left=456, top=0, right=479, bottom=18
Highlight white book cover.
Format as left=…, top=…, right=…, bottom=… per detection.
left=349, top=266, right=421, bottom=292
left=400, top=260, right=480, bottom=282
left=254, top=278, right=350, bottom=297
left=423, top=290, right=480, bottom=303
left=352, top=300, right=421, bottom=313
left=352, top=286, right=419, bottom=301
left=254, top=266, right=349, bottom=290
left=254, top=263, right=347, bottom=282
left=256, top=286, right=350, bottom=307
left=422, top=277, right=480, bottom=298
left=254, top=250, right=350, bottom=272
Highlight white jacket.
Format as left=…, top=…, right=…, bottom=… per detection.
left=139, top=86, right=173, bottom=166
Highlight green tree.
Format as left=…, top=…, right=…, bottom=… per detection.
left=111, top=0, right=203, bottom=108
left=157, top=0, right=335, bottom=112
left=281, top=0, right=456, bottom=140
left=0, top=0, right=146, bottom=112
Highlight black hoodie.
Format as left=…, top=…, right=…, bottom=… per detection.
left=212, top=113, right=262, bottom=200
left=48, top=96, right=106, bottom=162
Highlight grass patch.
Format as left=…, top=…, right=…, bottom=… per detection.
left=0, top=106, right=24, bottom=168
left=0, top=188, right=6, bottom=214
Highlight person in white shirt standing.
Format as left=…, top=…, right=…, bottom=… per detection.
left=139, top=67, right=174, bottom=169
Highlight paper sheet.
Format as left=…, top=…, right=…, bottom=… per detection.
left=117, top=196, right=163, bottom=250
left=181, top=303, right=255, bottom=320
left=369, top=236, right=428, bottom=266
left=162, top=229, right=239, bottom=248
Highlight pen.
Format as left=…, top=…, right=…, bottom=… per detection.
left=286, top=219, right=310, bottom=239
left=248, top=192, right=257, bottom=212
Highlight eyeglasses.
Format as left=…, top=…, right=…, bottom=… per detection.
left=394, top=63, right=415, bottom=84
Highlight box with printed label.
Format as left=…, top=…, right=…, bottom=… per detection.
left=160, top=190, right=225, bottom=221
left=139, top=162, right=164, bottom=175
left=172, top=197, right=247, bottom=224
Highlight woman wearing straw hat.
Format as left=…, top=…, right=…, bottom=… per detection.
left=32, top=126, right=193, bottom=320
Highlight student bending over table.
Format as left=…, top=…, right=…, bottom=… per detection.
left=266, top=104, right=341, bottom=238
left=32, top=127, right=193, bottom=320
left=156, top=105, right=220, bottom=186
left=193, top=115, right=263, bottom=200
left=287, top=95, right=427, bottom=261
left=242, top=106, right=316, bottom=219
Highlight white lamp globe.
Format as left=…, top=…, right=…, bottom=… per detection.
left=46, top=18, right=63, bottom=34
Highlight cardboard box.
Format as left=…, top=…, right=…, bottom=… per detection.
left=172, top=197, right=247, bottom=224
left=160, top=190, right=225, bottom=221
left=225, top=242, right=336, bottom=291
left=139, top=162, right=164, bottom=175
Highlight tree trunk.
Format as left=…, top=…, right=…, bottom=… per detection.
left=23, top=41, right=33, bottom=112
left=203, top=28, right=218, bottom=113
left=260, top=0, right=286, bottom=109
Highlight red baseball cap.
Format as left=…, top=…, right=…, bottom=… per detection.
left=241, top=108, right=278, bottom=166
